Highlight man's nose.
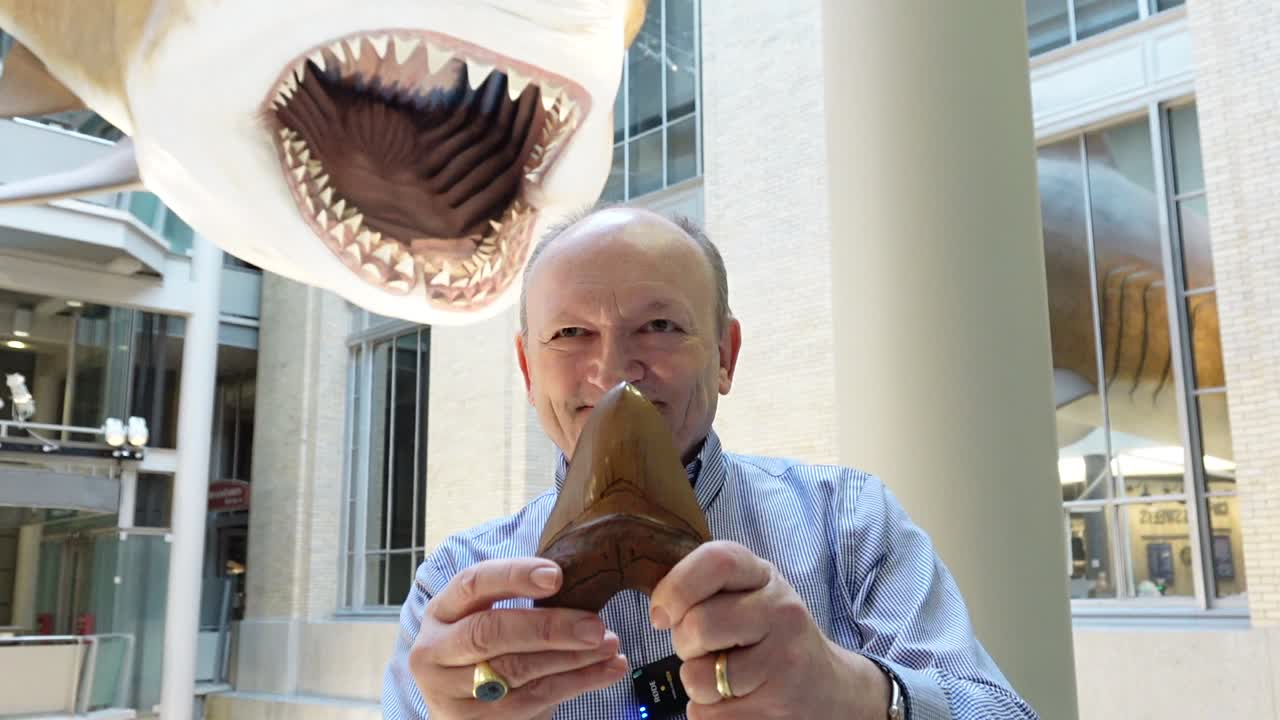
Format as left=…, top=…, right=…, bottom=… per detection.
left=589, top=337, right=644, bottom=389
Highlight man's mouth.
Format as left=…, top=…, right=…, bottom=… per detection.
left=263, top=30, right=589, bottom=310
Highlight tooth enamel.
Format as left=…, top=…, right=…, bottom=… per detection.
left=481, top=261, right=495, bottom=279
left=489, top=220, right=502, bottom=232
left=278, top=128, right=291, bottom=140
left=293, top=62, right=307, bottom=83
left=369, top=34, right=390, bottom=59
left=289, top=140, right=306, bottom=154
left=302, top=194, right=314, bottom=214
left=316, top=209, right=329, bottom=228
left=430, top=269, right=451, bottom=285
left=319, top=187, right=333, bottom=206
left=329, top=224, right=347, bottom=244
left=283, top=73, right=299, bottom=94
left=507, top=70, right=531, bottom=101
left=387, top=280, right=411, bottom=294
left=342, top=205, right=358, bottom=220
left=558, top=99, right=574, bottom=122
left=372, top=244, right=395, bottom=265
left=540, top=90, right=556, bottom=112
left=332, top=199, right=346, bottom=218
left=344, top=243, right=362, bottom=262
left=298, top=148, right=311, bottom=164
left=315, top=174, right=330, bottom=190
left=347, top=38, right=363, bottom=61
left=394, top=36, right=420, bottom=64
left=330, top=42, right=347, bottom=63
left=356, top=230, right=375, bottom=251
left=344, top=215, right=364, bottom=234
left=525, top=172, right=539, bottom=183
left=307, top=161, right=322, bottom=178
left=361, top=264, right=383, bottom=282
left=466, top=59, right=494, bottom=90
left=309, top=52, right=326, bottom=72
left=426, top=42, right=454, bottom=74
left=291, top=166, right=307, bottom=182
left=395, top=256, right=415, bottom=276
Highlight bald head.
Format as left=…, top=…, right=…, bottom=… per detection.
left=519, top=205, right=730, bottom=337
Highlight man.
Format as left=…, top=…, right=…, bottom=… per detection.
left=382, top=206, right=1039, bottom=719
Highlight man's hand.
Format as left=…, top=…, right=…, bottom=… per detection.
left=408, top=558, right=629, bottom=719
left=649, top=541, right=892, bottom=720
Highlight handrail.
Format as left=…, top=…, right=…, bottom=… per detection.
left=0, top=632, right=136, bottom=713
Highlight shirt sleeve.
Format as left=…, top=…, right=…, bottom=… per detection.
left=381, top=563, right=435, bottom=719
left=839, top=472, right=1041, bottom=720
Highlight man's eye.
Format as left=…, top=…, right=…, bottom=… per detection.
left=552, top=327, right=587, bottom=339
left=644, top=319, right=680, bottom=333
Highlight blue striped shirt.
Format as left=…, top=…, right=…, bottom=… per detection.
left=383, top=429, right=1039, bottom=719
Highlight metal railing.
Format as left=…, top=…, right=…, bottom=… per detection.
left=0, top=633, right=135, bottom=716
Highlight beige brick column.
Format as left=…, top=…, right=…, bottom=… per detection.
left=699, top=0, right=839, bottom=463
left=236, top=272, right=351, bottom=694
left=1186, top=0, right=1280, bottom=625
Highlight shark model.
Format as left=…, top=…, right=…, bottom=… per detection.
left=0, top=0, right=647, bottom=325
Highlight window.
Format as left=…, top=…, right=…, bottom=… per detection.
left=1026, top=0, right=1186, bottom=56
left=1036, top=101, right=1240, bottom=609
left=602, top=0, right=702, bottom=201
left=342, top=323, right=430, bottom=609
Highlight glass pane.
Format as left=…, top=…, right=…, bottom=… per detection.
left=1038, top=140, right=1108, bottom=497
left=1206, top=495, right=1245, bottom=600
left=613, top=82, right=625, bottom=144
left=1197, top=392, right=1234, bottom=483
left=1121, top=500, right=1194, bottom=597
left=1086, top=121, right=1184, bottom=497
left=1167, top=104, right=1204, bottom=195
left=667, top=115, right=697, bottom=186
left=130, top=312, right=184, bottom=449
left=628, top=131, right=664, bottom=197
left=364, top=553, right=386, bottom=606
left=365, top=341, right=391, bottom=552
left=602, top=144, right=626, bottom=202
left=388, top=333, right=419, bottom=551
left=126, top=192, right=161, bottom=228
left=1156, top=0, right=1185, bottom=11
left=1178, top=195, right=1214, bottom=290
left=626, top=7, right=664, bottom=136
left=1067, top=509, right=1117, bottom=598
left=1074, top=0, right=1139, bottom=41
left=388, top=552, right=414, bottom=606
left=1186, top=290, right=1224, bottom=389
left=1026, top=0, right=1071, bottom=55
left=160, top=209, right=195, bottom=255
left=665, top=0, right=697, bottom=122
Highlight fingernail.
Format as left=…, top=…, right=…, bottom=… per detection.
left=531, top=566, right=559, bottom=590
left=603, top=630, right=619, bottom=644
left=650, top=606, right=670, bottom=630
left=574, top=618, right=603, bottom=644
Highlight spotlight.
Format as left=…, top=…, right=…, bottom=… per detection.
left=4, top=340, right=26, bottom=350
left=103, top=418, right=125, bottom=447
left=126, top=416, right=149, bottom=447
left=5, top=373, right=34, bottom=421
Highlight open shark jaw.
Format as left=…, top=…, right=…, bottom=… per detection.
left=262, top=29, right=589, bottom=308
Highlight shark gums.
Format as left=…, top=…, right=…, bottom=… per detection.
left=0, top=0, right=647, bottom=325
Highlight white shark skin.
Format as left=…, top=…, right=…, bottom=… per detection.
left=3, top=0, right=632, bottom=326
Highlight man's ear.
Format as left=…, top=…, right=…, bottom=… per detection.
left=718, top=317, right=742, bottom=395
left=515, top=332, right=535, bottom=404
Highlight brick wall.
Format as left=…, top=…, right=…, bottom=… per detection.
left=1186, top=0, right=1280, bottom=623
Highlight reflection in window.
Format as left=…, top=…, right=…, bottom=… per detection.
left=603, top=0, right=701, bottom=201
left=1026, top=0, right=1186, bottom=57
left=344, top=326, right=430, bottom=608
left=1037, top=102, right=1239, bottom=605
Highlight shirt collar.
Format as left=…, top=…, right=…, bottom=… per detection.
left=552, top=428, right=727, bottom=512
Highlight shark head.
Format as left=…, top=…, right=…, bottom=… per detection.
left=0, top=0, right=648, bottom=325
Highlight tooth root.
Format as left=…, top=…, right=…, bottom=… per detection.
left=319, top=187, right=334, bottom=207
left=394, top=36, right=421, bottom=64
left=372, top=244, right=396, bottom=265
left=346, top=38, right=363, bottom=61
left=507, top=70, right=531, bottom=101
left=369, top=34, right=390, bottom=59
left=465, top=59, right=494, bottom=90
left=329, top=42, right=347, bottom=63
left=426, top=42, right=455, bottom=74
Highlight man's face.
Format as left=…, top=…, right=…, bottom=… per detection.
left=516, top=208, right=741, bottom=463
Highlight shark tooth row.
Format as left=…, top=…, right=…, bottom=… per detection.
left=279, top=128, right=417, bottom=295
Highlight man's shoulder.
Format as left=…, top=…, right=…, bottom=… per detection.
left=723, top=449, right=880, bottom=491
left=414, top=489, right=559, bottom=594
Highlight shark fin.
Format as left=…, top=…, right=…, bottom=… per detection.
left=0, top=136, right=142, bottom=207
left=0, top=40, right=86, bottom=118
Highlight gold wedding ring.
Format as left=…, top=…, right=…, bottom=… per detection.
left=714, top=651, right=735, bottom=700
left=472, top=660, right=509, bottom=702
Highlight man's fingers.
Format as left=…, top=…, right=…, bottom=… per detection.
left=679, top=641, right=773, bottom=705
left=434, top=607, right=608, bottom=666
left=669, top=591, right=768, bottom=661
left=434, top=631, right=622, bottom=698
left=502, top=654, right=630, bottom=715
left=429, top=558, right=563, bottom=623
left=649, top=541, right=773, bottom=630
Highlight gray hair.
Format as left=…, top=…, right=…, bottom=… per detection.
left=518, top=202, right=732, bottom=337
